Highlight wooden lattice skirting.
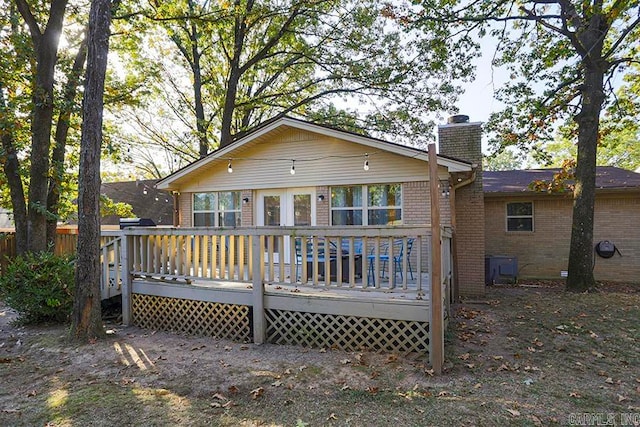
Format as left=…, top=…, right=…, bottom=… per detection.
left=265, top=309, right=429, bottom=353
left=131, top=294, right=251, bottom=342
left=131, top=294, right=429, bottom=353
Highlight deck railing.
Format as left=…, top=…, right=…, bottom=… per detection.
left=100, top=231, right=123, bottom=299
left=121, top=226, right=442, bottom=292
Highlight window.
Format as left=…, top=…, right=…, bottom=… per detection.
left=331, top=186, right=363, bottom=225
left=330, top=184, right=402, bottom=226
left=368, top=184, right=402, bottom=225
left=506, top=202, right=533, bottom=231
left=193, top=191, right=241, bottom=227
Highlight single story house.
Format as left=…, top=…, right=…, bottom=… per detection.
left=484, top=167, right=640, bottom=283
left=156, top=115, right=487, bottom=297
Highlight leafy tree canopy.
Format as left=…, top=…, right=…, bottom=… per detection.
left=391, top=0, right=640, bottom=291
left=109, top=0, right=479, bottom=176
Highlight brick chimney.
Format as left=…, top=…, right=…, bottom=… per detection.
left=438, top=115, right=485, bottom=298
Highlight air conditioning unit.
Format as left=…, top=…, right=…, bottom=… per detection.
left=485, top=255, right=518, bottom=285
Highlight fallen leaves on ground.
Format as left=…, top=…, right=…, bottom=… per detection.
left=505, top=408, right=520, bottom=417
left=250, top=387, right=264, bottom=399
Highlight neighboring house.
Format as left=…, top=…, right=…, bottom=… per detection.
left=100, top=179, right=174, bottom=226
left=484, top=167, right=640, bottom=283
left=157, top=115, right=487, bottom=297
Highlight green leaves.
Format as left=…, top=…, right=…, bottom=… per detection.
left=111, top=0, right=478, bottom=173
left=0, top=251, right=75, bottom=324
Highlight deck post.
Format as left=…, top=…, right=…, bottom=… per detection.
left=251, top=234, right=266, bottom=344
left=120, top=231, right=132, bottom=326
left=428, top=144, right=444, bottom=374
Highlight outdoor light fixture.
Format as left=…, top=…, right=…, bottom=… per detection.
left=363, top=153, right=369, bottom=171
left=242, top=197, right=250, bottom=204
left=290, top=160, right=296, bottom=175
left=227, top=159, right=233, bottom=173
left=317, top=194, right=325, bottom=201
left=440, top=180, right=451, bottom=197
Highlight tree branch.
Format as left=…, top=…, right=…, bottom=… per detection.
left=603, top=13, right=640, bottom=59
left=14, top=0, right=42, bottom=45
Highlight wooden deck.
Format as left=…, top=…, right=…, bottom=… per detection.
left=101, top=225, right=450, bottom=357
left=132, top=269, right=432, bottom=321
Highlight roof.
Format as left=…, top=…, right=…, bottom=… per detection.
left=157, top=116, right=473, bottom=189
left=100, top=179, right=174, bottom=225
left=483, top=166, right=640, bottom=194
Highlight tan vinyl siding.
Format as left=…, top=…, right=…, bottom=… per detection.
left=175, top=128, right=449, bottom=192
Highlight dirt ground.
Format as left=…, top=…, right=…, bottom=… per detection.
left=1, top=281, right=639, bottom=426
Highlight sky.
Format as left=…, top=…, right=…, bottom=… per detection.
left=448, top=38, right=508, bottom=155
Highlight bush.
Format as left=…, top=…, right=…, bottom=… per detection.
left=0, top=252, right=75, bottom=324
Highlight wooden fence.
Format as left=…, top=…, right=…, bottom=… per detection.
left=0, top=229, right=79, bottom=275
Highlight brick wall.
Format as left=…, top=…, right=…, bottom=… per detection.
left=180, top=192, right=192, bottom=227
left=316, top=186, right=329, bottom=226
left=403, top=180, right=452, bottom=273
left=241, top=190, right=253, bottom=226
left=438, top=121, right=485, bottom=297
left=485, top=194, right=640, bottom=283
left=403, top=181, right=454, bottom=226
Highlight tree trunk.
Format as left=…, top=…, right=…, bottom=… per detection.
left=219, top=2, right=251, bottom=148
left=191, top=28, right=208, bottom=157
left=47, top=37, right=88, bottom=247
left=220, top=64, right=240, bottom=148
left=71, top=0, right=111, bottom=342
left=0, top=87, right=28, bottom=255
left=186, top=0, right=209, bottom=158
left=15, top=0, right=68, bottom=253
left=566, top=16, right=607, bottom=293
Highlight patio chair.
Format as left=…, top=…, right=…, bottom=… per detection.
left=367, top=238, right=415, bottom=286
left=294, top=237, right=328, bottom=281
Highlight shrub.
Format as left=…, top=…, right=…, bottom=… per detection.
left=0, top=252, right=75, bottom=324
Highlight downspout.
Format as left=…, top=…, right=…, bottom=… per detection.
left=448, top=169, right=477, bottom=302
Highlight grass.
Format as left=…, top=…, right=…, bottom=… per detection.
left=1, top=282, right=638, bottom=426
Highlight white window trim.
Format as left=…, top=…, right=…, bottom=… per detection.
left=193, top=191, right=241, bottom=227
left=505, top=201, right=534, bottom=232
left=330, top=184, right=403, bottom=226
